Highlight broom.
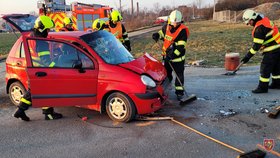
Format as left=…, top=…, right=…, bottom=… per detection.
left=167, top=61, right=197, bottom=105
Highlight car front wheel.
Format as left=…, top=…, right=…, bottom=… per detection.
left=106, top=92, right=136, bottom=122
left=9, top=82, right=26, bottom=106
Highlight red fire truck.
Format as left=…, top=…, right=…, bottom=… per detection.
left=37, top=0, right=112, bottom=31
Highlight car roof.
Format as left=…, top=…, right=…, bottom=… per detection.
left=48, top=31, right=91, bottom=39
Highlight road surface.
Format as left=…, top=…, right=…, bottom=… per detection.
left=0, top=59, right=279, bottom=158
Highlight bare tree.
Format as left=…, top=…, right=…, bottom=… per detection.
left=153, top=3, right=161, bottom=15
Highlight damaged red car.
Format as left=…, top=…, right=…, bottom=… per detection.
left=3, top=14, right=168, bottom=122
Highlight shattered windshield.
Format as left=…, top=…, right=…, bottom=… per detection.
left=81, top=31, right=134, bottom=65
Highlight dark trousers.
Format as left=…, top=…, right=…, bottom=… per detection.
left=18, top=89, right=54, bottom=114
left=164, top=60, right=185, bottom=95
left=260, top=51, right=280, bottom=85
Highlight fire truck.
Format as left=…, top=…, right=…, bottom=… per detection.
left=37, top=0, right=112, bottom=31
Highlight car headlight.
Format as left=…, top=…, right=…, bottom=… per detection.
left=141, top=75, right=156, bottom=88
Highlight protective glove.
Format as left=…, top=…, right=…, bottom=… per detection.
left=165, top=44, right=174, bottom=60
left=152, top=33, right=159, bottom=42
left=123, top=42, right=131, bottom=52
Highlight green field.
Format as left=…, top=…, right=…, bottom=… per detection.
left=0, top=33, right=19, bottom=56
left=1, top=20, right=279, bottom=67
left=130, top=20, right=271, bottom=67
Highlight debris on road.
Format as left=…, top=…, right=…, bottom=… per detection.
left=188, top=60, right=206, bottom=66
left=268, top=105, right=280, bottom=119
left=266, top=100, right=279, bottom=104
left=259, top=108, right=269, bottom=113
left=136, top=116, right=173, bottom=121
left=219, top=109, right=237, bottom=116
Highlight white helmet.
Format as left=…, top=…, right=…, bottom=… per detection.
left=243, top=9, right=258, bottom=24
left=169, top=10, right=182, bottom=23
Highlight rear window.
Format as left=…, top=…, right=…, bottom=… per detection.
left=4, top=14, right=37, bottom=32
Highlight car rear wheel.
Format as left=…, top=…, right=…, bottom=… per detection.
left=9, top=82, right=26, bottom=106
left=106, top=92, right=136, bottom=122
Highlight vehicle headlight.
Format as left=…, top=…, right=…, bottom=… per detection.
left=141, top=75, right=156, bottom=88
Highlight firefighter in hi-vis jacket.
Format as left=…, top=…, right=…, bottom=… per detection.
left=92, top=18, right=106, bottom=31
left=59, top=17, right=77, bottom=31
left=241, top=9, right=280, bottom=93
left=13, top=15, right=63, bottom=121
left=105, top=10, right=131, bottom=51
left=152, top=10, right=190, bottom=100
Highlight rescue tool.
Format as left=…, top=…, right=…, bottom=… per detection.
left=268, top=105, right=280, bottom=119
left=139, top=116, right=266, bottom=158
left=224, top=61, right=244, bottom=76
left=168, top=62, right=197, bottom=105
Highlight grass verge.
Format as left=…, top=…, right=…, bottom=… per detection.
left=130, top=20, right=280, bottom=67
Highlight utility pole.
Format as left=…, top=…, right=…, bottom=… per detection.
left=213, top=0, right=216, bottom=20
left=192, top=3, right=195, bottom=19
left=136, top=2, right=139, bottom=16
left=131, top=0, right=134, bottom=15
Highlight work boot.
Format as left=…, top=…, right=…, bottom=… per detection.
left=252, top=81, right=268, bottom=93
left=42, top=107, right=63, bottom=120
left=45, top=112, right=63, bottom=120
left=176, top=90, right=184, bottom=101
left=268, top=79, right=280, bottom=89
left=13, top=108, right=30, bottom=121
left=268, top=83, right=280, bottom=89
left=176, top=94, right=184, bottom=101
left=252, top=87, right=268, bottom=93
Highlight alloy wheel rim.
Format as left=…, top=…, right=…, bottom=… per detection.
left=109, top=97, right=127, bottom=120
left=11, top=86, right=23, bottom=104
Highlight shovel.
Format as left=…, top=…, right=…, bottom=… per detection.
left=223, top=61, right=244, bottom=76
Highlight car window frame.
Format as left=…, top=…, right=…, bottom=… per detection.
left=20, top=42, right=26, bottom=58
left=25, top=36, right=96, bottom=70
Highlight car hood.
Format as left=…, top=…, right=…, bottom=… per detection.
left=119, top=53, right=166, bottom=82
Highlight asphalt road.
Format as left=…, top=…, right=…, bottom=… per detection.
left=1, top=58, right=279, bottom=158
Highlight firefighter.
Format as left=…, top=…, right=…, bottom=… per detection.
left=92, top=19, right=106, bottom=31
left=241, top=9, right=280, bottom=93
left=152, top=10, right=190, bottom=100
left=13, top=15, right=63, bottom=121
left=105, top=10, right=131, bottom=51
left=59, top=17, right=76, bottom=31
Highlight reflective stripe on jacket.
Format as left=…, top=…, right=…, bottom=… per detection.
left=252, top=17, right=280, bottom=53
left=162, top=24, right=189, bottom=62
left=162, top=24, right=189, bottom=53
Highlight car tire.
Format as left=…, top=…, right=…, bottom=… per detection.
left=9, top=82, right=26, bottom=106
left=106, top=92, right=136, bottom=122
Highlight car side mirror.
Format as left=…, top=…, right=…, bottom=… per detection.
left=72, top=60, right=85, bottom=73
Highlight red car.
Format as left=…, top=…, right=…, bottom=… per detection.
left=3, top=14, right=168, bottom=122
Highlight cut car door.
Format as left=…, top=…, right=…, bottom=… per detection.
left=26, top=38, right=98, bottom=107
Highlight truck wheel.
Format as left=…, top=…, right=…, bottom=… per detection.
left=9, top=82, right=26, bottom=106
left=106, top=92, right=136, bottom=122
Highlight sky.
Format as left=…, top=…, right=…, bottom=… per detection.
left=0, top=0, right=214, bottom=14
